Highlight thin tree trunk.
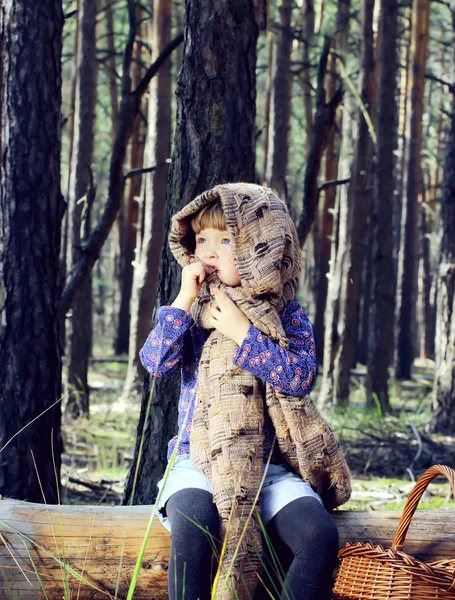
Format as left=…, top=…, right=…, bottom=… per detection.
left=105, top=0, right=119, bottom=142
left=0, top=0, right=64, bottom=502
left=418, top=169, right=433, bottom=359
left=266, top=0, right=293, bottom=204
left=65, top=0, right=97, bottom=419
left=366, top=0, right=399, bottom=412
left=358, top=230, right=373, bottom=365
left=431, top=68, right=455, bottom=432
left=313, top=0, right=351, bottom=364
left=395, top=0, right=430, bottom=380
left=122, top=0, right=172, bottom=399
left=332, top=0, right=375, bottom=406
left=301, top=0, right=315, bottom=151
left=114, top=9, right=145, bottom=356
left=262, top=33, right=274, bottom=183
left=123, top=0, right=263, bottom=504
left=60, top=0, right=79, bottom=354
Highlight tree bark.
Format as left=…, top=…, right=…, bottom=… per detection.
left=312, top=0, right=351, bottom=364
left=265, top=0, right=293, bottom=204
left=395, top=0, right=430, bottom=380
left=332, top=0, right=375, bottom=406
left=366, top=0, right=399, bottom=412
left=65, top=0, right=98, bottom=419
left=431, top=10, right=455, bottom=432
left=417, top=171, right=433, bottom=359
left=0, top=0, right=64, bottom=502
left=123, top=0, right=262, bottom=504
left=300, top=0, right=315, bottom=151
left=114, top=9, right=145, bottom=356
left=122, top=0, right=172, bottom=399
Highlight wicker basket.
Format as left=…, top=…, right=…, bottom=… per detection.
left=333, top=464, right=455, bottom=600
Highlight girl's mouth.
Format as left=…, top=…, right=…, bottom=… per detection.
left=204, top=265, right=219, bottom=275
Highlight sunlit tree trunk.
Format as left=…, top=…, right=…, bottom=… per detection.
left=313, top=0, right=350, bottom=363
left=431, top=35, right=455, bottom=432
left=124, top=0, right=263, bottom=504
left=114, top=10, right=145, bottom=356
left=0, top=0, right=64, bottom=502
left=366, top=0, right=399, bottom=412
left=418, top=169, right=433, bottom=359
left=332, top=0, right=375, bottom=406
left=65, top=0, right=97, bottom=418
left=122, top=0, right=172, bottom=400
left=301, top=0, right=315, bottom=150
left=395, top=0, right=430, bottom=380
left=431, top=5, right=455, bottom=432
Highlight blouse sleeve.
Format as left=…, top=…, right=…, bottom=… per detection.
left=139, top=306, right=193, bottom=377
left=232, top=303, right=317, bottom=396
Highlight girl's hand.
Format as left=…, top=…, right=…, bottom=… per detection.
left=209, top=288, right=251, bottom=345
left=180, top=261, right=206, bottom=302
left=171, top=261, right=206, bottom=312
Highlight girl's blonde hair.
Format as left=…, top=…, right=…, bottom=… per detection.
left=191, top=200, right=226, bottom=233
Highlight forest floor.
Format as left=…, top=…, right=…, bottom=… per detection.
left=60, top=358, right=455, bottom=512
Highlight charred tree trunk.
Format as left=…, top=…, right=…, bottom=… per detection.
left=366, top=0, right=399, bottom=412
left=123, top=0, right=263, bottom=504
left=395, top=0, right=430, bottom=380
left=266, top=0, right=293, bottom=204
left=65, top=0, right=97, bottom=419
left=332, top=0, right=375, bottom=406
left=0, top=0, right=64, bottom=502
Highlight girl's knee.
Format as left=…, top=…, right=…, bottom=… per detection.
left=166, top=488, right=219, bottom=537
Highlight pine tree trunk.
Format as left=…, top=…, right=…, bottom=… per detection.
left=0, top=0, right=64, bottom=502
left=65, top=0, right=97, bottom=418
left=262, top=34, right=274, bottom=183
left=418, top=173, right=433, bottom=359
left=123, top=0, right=262, bottom=504
left=105, top=0, right=119, bottom=141
left=265, top=0, right=293, bottom=204
left=313, top=0, right=350, bottom=364
left=395, top=0, right=430, bottom=380
left=122, top=0, right=172, bottom=399
left=431, top=12, right=455, bottom=432
left=114, top=12, right=145, bottom=356
left=366, top=0, right=399, bottom=412
left=332, top=0, right=375, bottom=406
left=358, top=231, right=373, bottom=365
left=301, top=0, right=315, bottom=151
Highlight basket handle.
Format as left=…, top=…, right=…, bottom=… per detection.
left=392, top=464, right=455, bottom=551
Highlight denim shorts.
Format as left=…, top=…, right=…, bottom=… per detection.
left=156, top=455, right=322, bottom=532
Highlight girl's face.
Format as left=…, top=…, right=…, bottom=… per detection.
left=194, top=228, right=241, bottom=287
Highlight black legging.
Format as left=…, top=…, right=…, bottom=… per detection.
left=164, top=489, right=339, bottom=600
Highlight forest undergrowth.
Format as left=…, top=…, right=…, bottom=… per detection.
left=60, top=359, right=455, bottom=512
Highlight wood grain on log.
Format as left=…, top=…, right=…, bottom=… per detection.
left=1, top=499, right=454, bottom=599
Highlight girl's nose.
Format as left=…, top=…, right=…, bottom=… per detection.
left=205, top=245, right=218, bottom=258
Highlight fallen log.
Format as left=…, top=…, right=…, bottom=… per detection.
left=0, top=499, right=454, bottom=599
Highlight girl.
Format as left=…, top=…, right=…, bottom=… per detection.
left=140, top=183, right=351, bottom=600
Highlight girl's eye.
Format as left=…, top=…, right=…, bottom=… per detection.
left=196, top=237, right=206, bottom=244
left=222, top=238, right=231, bottom=245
